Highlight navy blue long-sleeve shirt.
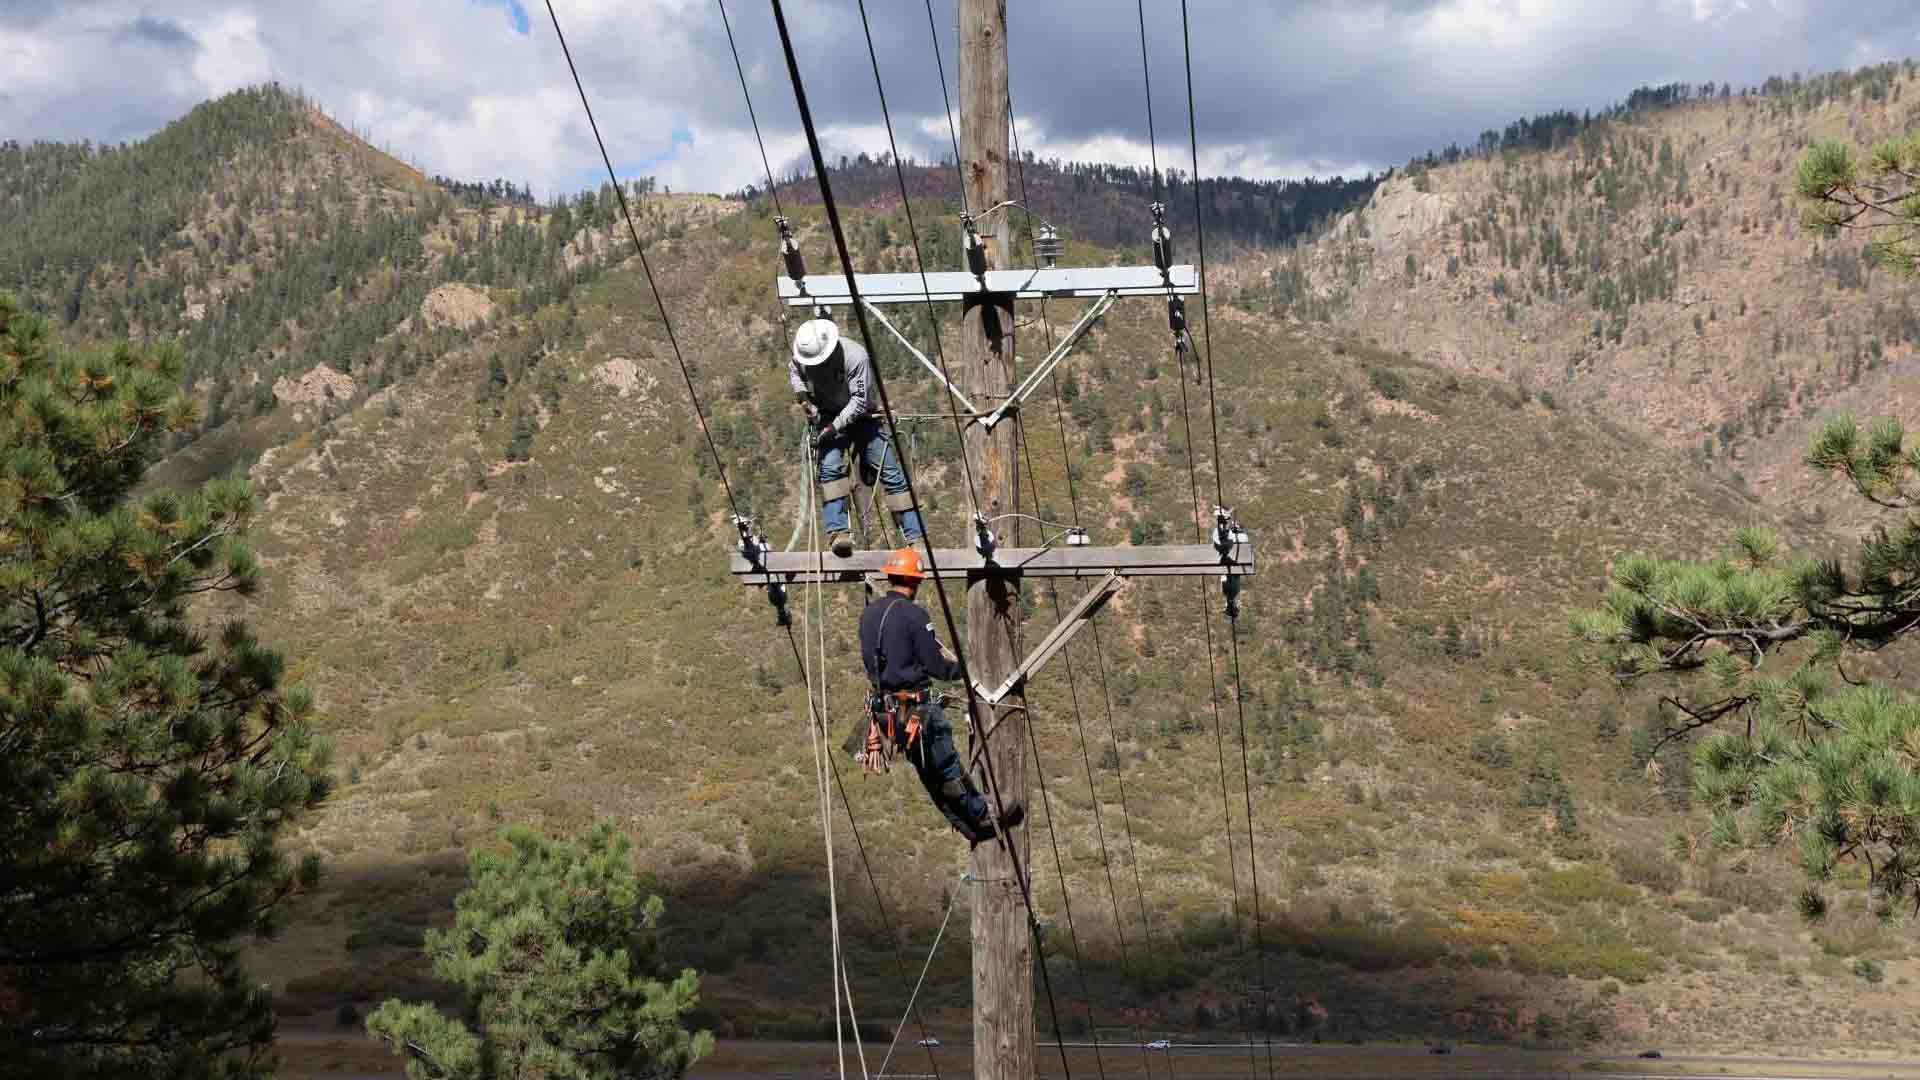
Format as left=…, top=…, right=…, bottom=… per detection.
left=859, top=591, right=962, bottom=692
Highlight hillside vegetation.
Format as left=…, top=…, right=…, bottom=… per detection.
left=1269, top=61, right=1920, bottom=530
left=9, top=76, right=1920, bottom=1064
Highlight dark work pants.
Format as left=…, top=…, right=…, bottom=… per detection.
left=899, top=700, right=989, bottom=837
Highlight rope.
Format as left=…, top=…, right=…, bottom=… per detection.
left=875, top=887, right=958, bottom=1080
left=543, top=0, right=741, bottom=519
left=851, top=0, right=982, bottom=515
left=762, top=10, right=1074, bottom=1080
left=715, top=0, right=783, bottom=216
left=799, top=447, right=855, bottom=1080
left=788, top=624, right=948, bottom=1080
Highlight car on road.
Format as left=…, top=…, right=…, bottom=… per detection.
left=1427, top=1044, right=1453, bottom=1055
left=1147, top=1040, right=1172, bottom=1051
left=917, top=1038, right=941, bottom=1048
left=1637, top=1050, right=1663, bottom=1059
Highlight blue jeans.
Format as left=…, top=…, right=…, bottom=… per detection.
left=820, top=419, right=924, bottom=541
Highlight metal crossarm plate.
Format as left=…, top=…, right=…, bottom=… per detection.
left=973, top=573, right=1124, bottom=705
left=779, top=265, right=1198, bottom=306
left=730, top=542, right=1254, bottom=585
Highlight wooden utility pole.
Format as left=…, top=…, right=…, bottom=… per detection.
left=751, top=9, right=1239, bottom=1075
left=958, top=3, right=1029, bottom=1080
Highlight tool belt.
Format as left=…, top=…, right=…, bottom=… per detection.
left=860, top=688, right=929, bottom=775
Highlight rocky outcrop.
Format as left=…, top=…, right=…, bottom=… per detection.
left=419, top=283, right=495, bottom=331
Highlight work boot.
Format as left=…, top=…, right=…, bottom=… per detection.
left=828, top=531, right=854, bottom=558
left=969, top=800, right=1027, bottom=846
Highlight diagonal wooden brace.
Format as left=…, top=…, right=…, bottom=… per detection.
left=971, top=572, right=1125, bottom=705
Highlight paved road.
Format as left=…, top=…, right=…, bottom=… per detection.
left=276, top=1029, right=1920, bottom=1080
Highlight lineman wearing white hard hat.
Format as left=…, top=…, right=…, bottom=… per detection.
left=789, top=317, right=924, bottom=557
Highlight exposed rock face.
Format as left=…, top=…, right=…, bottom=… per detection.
left=419, top=283, right=495, bottom=331
left=589, top=357, right=653, bottom=399
left=272, top=364, right=356, bottom=406
left=1329, top=177, right=1454, bottom=259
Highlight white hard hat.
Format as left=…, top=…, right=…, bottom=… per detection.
left=792, top=318, right=841, bottom=367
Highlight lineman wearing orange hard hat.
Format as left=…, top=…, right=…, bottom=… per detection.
left=856, top=547, right=1024, bottom=844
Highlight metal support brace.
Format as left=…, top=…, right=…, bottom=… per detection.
left=859, top=299, right=979, bottom=416
left=978, top=290, right=1117, bottom=431
left=971, top=572, right=1125, bottom=705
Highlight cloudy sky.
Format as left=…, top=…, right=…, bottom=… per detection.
left=3, top=0, right=1917, bottom=198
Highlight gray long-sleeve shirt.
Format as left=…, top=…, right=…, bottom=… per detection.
left=788, top=339, right=872, bottom=431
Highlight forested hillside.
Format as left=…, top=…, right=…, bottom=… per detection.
left=10, top=72, right=1920, bottom=1067
left=0, top=85, right=703, bottom=451
left=763, top=153, right=1378, bottom=253
left=1265, top=61, right=1920, bottom=525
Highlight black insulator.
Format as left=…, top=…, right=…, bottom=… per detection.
left=962, top=215, right=988, bottom=277
left=1152, top=226, right=1173, bottom=274
left=1167, top=296, right=1187, bottom=334
left=769, top=583, right=791, bottom=626
left=777, top=216, right=806, bottom=283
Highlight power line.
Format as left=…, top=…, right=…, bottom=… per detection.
left=1136, top=0, right=1164, bottom=202
left=1006, top=86, right=1157, bottom=1080
left=760, top=8, right=1075, bottom=1079
left=1179, top=0, right=1226, bottom=511
left=716, top=0, right=783, bottom=216
left=1176, top=4, right=1270, bottom=1075
left=851, top=0, right=982, bottom=515
left=921, top=0, right=968, bottom=211
left=542, top=0, right=742, bottom=517
left=1004, top=102, right=1158, bottom=959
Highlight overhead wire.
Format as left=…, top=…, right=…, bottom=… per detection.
left=1005, top=98, right=1161, bottom=978
left=762, top=7, right=1075, bottom=1080
left=1129, top=0, right=1243, bottom=954
left=851, top=0, right=982, bottom=516
left=921, top=0, right=969, bottom=211
left=555, top=4, right=937, bottom=1073
left=1129, top=9, right=1267, bottom=1078
left=716, top=0, right=783, bottom=215
left=1005, top=81, right=1157, bottom=1080
left=1136, top=0, right=1164, bottom=202
left=543, top=0, right=741, bottom=519
left=1177, top=3, right=1271, bottom=1073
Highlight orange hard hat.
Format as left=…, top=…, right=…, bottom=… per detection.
left=882, top=546, right=925, bottom=581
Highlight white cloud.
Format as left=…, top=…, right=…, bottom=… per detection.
left=0, top=0, right=1913, bottom=196
left=190, top=10, right=273, bottom=97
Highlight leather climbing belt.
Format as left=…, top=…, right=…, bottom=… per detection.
left=861, top=689, right=925, bottom=775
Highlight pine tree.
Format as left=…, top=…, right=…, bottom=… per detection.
left=0, top=293, right=331, bottom=1076
left=1798, top=133, right=1920, bottom=276
left=368, top=823, right=714, bottom=1080
left=1571, top=134, right=1920, bottom=917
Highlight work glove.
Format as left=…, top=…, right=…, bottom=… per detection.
left=801, top=400, right=820, bottom=423
left=811, top=422, right=836, bottom=450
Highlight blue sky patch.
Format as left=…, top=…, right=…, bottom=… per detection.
left=471, top=0, right=530, bottom=36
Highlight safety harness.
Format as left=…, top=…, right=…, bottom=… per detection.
left=860, top=595, right=925, bottom=775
